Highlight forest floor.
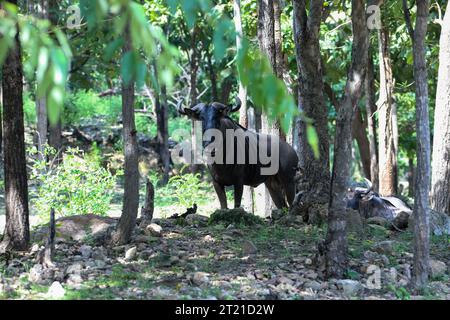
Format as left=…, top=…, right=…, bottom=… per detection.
left=1, top=209, right=449, bottom=300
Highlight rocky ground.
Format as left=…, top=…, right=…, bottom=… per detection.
left=0, top=211, right=449, bottom=300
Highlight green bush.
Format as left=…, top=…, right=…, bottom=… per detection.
left=64, top=90, right=122, bottom=126
left=29, top=145, right=118, bottom=220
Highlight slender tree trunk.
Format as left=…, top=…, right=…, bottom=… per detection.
left=111, top=25, right=139, bottom=245
left=430, top=8, right=450, bottom=215
left=140, top=177, right=154, bottom=225
left=234, top=0, right=254, bottom=213
left=365, top=49, right=379, bottom=191
left=207, top=53, right=218, bottom=102
left=404, top=0, right=431, bottom=289
left=408, top=156, right=415, bottom=197
left=189, top=26, right=200, bottom=174
left=258, top=0, right=285, bottom=216
left=153, top=59, right=170, bottom=186
left=0, top=3, right=30, bottom=252
left=47, top=0, right=62, bottom=162
left=377, top=17, right=397, bottom=196
left=352, top=107, right=371, bottom=179
left=293, top=0, right=330, bottom=199
left=0, top=76, right=2, bottom=155
left=325, top=0, right=368, bottom=278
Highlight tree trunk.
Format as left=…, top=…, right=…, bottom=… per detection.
left=431, top=8, right=450, bottom=215
left=140, top=177, right=154, bottom=225
left=34, top=0, right=48, bottom=161
left=408, top=156, right=415, bottom=198
left=153, top=60, right=170, bottom=186
left=293, top=0, right=330, bottom=199
left=207, top=53, right=218, bottom=102
left=0, top=4, right=30, bottom=252
left=188, top=26, right=201, bottom=174
left=234, top=0, right=254, bottom=213
left=325, top=0, right=368, bottom=279
left=111, top=25, right=139, bottom=245
left=404, top=0, right=431, bottom=289
left=257, top=0, right=284, bottom=216
left=352, top=107, right=371, bottom=180
left=365, top=49, right=379, bottom=191
left=377, top=17, right=397, bottom=196
left=47, top=0, right=62, bottom=163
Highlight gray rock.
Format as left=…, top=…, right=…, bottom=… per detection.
left=367, top=216, right=389, bottom=227
left=429, top=260, right=447, bottom=278
left=67, top=274, right=83, bottom=286
left=29, top=264, right=44, bottom=283
left=47, top=281, right=65, bottom=299
left=125, top=246, right=137, bottom=261
left=146, top=223, right=163, bottom=237
left=185, top=214, right=208, bottom=227
left=304, top=280, right=321, bottom=291
left=374, top=241, right=395, bottom=255
left=336, top=279, right=362, bottom=297
left=191, top=272, right=210, bottom=286
left=79, top=245, right=92, bottom=259
left=242, top=240, right=258, bottom=255
left=66, top=262, right=83, bottom=275
left=95, top=260, right=106, bottom=269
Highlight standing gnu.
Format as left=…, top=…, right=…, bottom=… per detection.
left=177, top=98, right=298, bottom=210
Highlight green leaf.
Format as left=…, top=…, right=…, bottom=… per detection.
left=307, top=124, right=320, bottom=159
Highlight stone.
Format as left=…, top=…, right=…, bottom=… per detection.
left=29, top=264, right=44, bottom=283
left=336, top=279, right=362, bottom=297
left=67, top=274, right=83, bottom=286
left=95, top=260, right=106, bottom=269
left=124, top=247, right=137, bottom=261
left=374, top=241, right=395, bottom=255
left=185, top=214, right=209, bottom=227
left=429, top=260, right=447, bottom=278
left=367, top=216, right=389, bottom=228
left=304, top=280, right=321, bottom=291
left=191, top=272, right=210, bottom=286
left=146, top=223, right=163, bottom=237
left=242, top=240, right=258, bottom=255
left=304, top=258, right=313, bottom=265
left=79, top=245, right=92, bottom=259
left=277, top=276, right=294, bottom=286
left=47, top=281, right=65, bottom=299
left=91, top=248, right=107, bottom=261
left=31, top=214, right=116, bottom=243
left=66, top=262, right=83, bottom=275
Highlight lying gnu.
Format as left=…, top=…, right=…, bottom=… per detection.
left=346, top=179, right=413, bottom=229
left=177, top=98, right=299, bottom=210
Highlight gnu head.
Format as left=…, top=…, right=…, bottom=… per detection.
left=176, top=98, right=242, bottom=148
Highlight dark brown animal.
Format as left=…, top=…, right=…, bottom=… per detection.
left=177, top=98, right=298, bottom=210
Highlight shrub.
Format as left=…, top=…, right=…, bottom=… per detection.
left=29, top=146, right=118, bottom=220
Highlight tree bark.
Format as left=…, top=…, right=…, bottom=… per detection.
left=404, top=0, right=431, bottom=289
left=47, top=0, right=62, bottom=163
left=140, top=177, right=154, bottom=225
left=111, top=25, right=139, bottom=245
left=352, top=107, right=371, bottom=180
left=430, top=7, right=450, bottom=215
left=293, top=0, right=330, bottom=198
left=257, top=0, right=284, bottom=216
left=365, top=49, right=379, bottom=191
left=377, top=16, right=398, bottom=196
left=325, top=0, right=368, bottom=279
left=0, top=3, right=30, bottom=252
left=153, top=60, right=170, bottom=186
left=234, top=0, right=254, bottom=213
